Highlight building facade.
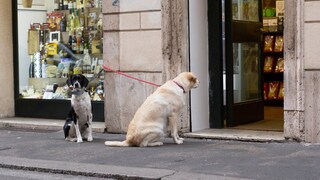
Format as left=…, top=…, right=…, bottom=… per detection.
left=2, top=0, right=320, bottom=143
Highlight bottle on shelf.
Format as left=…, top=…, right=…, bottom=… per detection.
left=60, top=13, right=67, bottom=32
left=29, top=55, right=34, bottom=78
left=80, top=34, right=85, bottom=54
left=68, top=34, right=73, bottom=49
left=73, top=0, right=77, bottom=10
left=73, top=60, right=83, bottom=74
left=68, top=0, right=73, bottom=10
left=83, top=48, right=91, bottom=75
left=79, top=8, right=86, bottom=29
left=76, top=31, right=81, bottom=54
left=72, top=32, right=77, bottom=53
left=74, top=9, right=80, bottom=30
left=64, top=0, right=69, bottom=10
left=91, top=57, right=97, bottom=74
left=42, top=59, right=47, bottom=78
left=55, top=0, right=60, bottom=11
left=59, top=0, right=64, bottom=10
left=68, top=8, right=75, bottom=33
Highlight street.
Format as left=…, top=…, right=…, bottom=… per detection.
left=0, top=127, right=320, bottom=179
left=0, top=168, right=111, bottom=180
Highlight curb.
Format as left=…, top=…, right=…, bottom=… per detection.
left=0, top=156, right=174, bottom=180
left=0, top=156, right=251, bottom=180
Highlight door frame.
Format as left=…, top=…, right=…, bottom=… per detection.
left=207, top=0, right=264, bottom=128
left=207, top=0, right=224, bottom=128
left=189, top=1, right=210, bottom=131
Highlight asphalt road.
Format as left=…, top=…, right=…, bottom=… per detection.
left=1, top=127, right=320, bottom=179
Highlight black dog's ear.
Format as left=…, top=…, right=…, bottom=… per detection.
left=66, top=77, right=72, bottom=86
left=82, top=75, right=89, bottom=88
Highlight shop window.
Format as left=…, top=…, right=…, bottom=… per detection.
left=17, top=0, right=104, bottom=101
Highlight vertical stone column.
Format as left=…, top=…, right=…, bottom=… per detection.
left=103, top=0, right=122, bottom=132
left=283, top=0, right=305, bottom=141
left=162, top=0, right=190, bottom=132
left=0, top=2, right=14, bottom=118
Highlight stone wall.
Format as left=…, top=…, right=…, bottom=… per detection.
left=283, top=0, right=305, bottom=141
left=285, top=0, right=320, bottom=143
left=103, top=0, right=163, bottom=133
left=0, top=2, right=14, bottom=118
left=161, top=0, right=190, bottom=132
left=302, top=0, right=320, bottom=143
left=102, top=0, right=190, bottom=133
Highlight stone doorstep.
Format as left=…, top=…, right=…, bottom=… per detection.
left=184, top=129, right=285, bottom=143
left=0, top=117, right=285, bottom=142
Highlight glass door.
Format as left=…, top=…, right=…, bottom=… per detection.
left=225, top=0, right=264, bottom=127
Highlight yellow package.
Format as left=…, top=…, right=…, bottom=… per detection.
left=46, top=43, right=58, bottom=56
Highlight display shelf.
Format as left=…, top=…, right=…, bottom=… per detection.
left=264, top=99, right=284, bottom=106
left=263, top=30, right=284, bottom=107
left=264, top=72, right=283, bottom=82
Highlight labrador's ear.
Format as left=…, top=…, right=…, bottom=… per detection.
left=188, top=73, right=197, bottom=84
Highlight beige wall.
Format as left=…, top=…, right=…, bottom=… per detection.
left=303, top=0, right=320, bottom=143
left=285, top=0, right=320, bottom=143
left=103, top=0, right=190, bottom=133
left=0, top=2, right=14, bottom=118
left=103, top=0, right=162, bottom=133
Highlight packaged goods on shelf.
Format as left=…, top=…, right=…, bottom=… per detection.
left=264, top=56, right=275, bottom=73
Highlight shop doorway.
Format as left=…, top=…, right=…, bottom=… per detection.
left=225, top=0, right=264, bottom=127
left=231, top=0, right=284, bottom=131
left=207, top=0, right=284, bottom=131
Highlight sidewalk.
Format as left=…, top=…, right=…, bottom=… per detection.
left=0, top=117, right=285, bottom=142
left=1, top=118, right=320, bottom=180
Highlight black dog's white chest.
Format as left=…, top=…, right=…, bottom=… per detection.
left=71, top=93, right=91, bottom=124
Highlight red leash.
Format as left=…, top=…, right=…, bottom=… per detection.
left=102, top=64, right=161, bottom=87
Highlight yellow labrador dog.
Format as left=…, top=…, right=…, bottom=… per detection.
left=105, top=72, right=199, bottom=147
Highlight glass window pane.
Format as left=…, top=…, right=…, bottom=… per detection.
left=232, top=0, right=259, bottom=22
left=18, top=0, right=104, bottom=101
left=233, top=43, right=260, bottom=103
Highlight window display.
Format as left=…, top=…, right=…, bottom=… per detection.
left=19, top=0, right=104, bottom=101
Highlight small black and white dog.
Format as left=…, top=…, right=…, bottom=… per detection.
left=64, top=74, right=93, bottom=143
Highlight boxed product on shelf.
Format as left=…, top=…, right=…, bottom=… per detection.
left=263, top=35, right=275, bottom=52
left=264, top=83, right=269, bottom=100
left=274, top=35, right=284, bottom=52
left=262, top=17, right=278, bottom=32
left=264, top=56, right=275, bottom=72
left=274, top=57, right=284, bottom=72
left=276, top=0, right=284, bottom=17
left=278, top=82, right=284, bottom=99
left=46, top=11, right=64, bottom=31
left=268, top=81, right=280, bottom=99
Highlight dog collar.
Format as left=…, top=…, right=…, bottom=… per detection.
left=71, top=88, right=85, bottom=96
left=173, top=81, right=186, bottom=93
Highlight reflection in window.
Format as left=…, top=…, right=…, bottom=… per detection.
left=233, top=43, right=260, bottom=103
left=232, top=0, right=259, bottom=22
